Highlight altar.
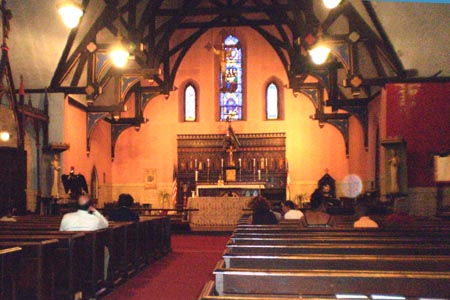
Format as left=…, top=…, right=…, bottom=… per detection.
left=196, top=183, right=265, bottom=197
left=186, top=196, right=253, bottom=231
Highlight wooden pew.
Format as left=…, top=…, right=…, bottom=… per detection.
left=0, top=247, right=22, bottom=300
left=198, top=280, right=348, bottom=300
left=80, top=228, right=110, bottom=300
left=212, top=260, right=450, bottom=298
left=140, top=216, right=172, bottom=258
left=234, top=224, right=450, bottom=233
left=197, top=280, right=446, bottom=300
left=0, top=230, right=109, bottom=300
left=226, top=242, right=450, bottom=255
left=222, top=252, right=450, bottom=271
left=232, top=228, right=450, bottom=238
left=107, top=221, right=142, bottom=285
left=0, top=215, right=171, bottom=299
left=0, top=240, right=58, bottom=300
left=0, top=232, right=85, bottom=300
left=229, top=236, right=450, bottom=245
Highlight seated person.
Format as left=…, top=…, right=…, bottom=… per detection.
left=247, top=196, right=278, bottom=225
left=282, top=200, right=304, bottom=220
left=270, top=201, right=283, bottom=222
left=60, top=194, right=110, bottom=280
left=60, top=194, right=109, bottom=231
left=353, top=204, right=378, bottom=228
left=0, top=207, right=16, bottom=222
left=109, top=194, right=140, bottom=222
left=310, top=183, right=340, bottom=208
left=300, top=201, right=335, bottom=228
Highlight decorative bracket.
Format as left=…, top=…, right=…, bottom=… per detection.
left=86, top=112, right=107, bottom=155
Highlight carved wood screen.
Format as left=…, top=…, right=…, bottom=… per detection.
left=176, top=133, right=287, bottom=206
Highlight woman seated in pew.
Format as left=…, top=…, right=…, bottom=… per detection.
left=247, top=196, right=279, bottom=225
left=300, top=201, right=335, bottom=228
left=353, top=204, right=378, bottom=228
left=108, top=193, right=139, bottom=222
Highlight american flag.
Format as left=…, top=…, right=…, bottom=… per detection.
left=171, top=167, right=178, bottom=208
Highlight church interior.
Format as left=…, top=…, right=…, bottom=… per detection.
left=0, top=0, right=449, bottom=299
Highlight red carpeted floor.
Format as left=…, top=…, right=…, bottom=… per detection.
left=103, top=233, right=230, bottom=300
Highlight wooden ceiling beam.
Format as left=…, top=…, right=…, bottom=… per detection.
left=178, top=19, right=277, bottom=29
left=156, top=5, right=291, bottom=17
left=50, top=4, right=119, bottom=88
left=343, top=76, right=450, bottom=87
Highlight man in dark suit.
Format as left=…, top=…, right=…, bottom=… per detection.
left=109, top=194, right=139, bottom=222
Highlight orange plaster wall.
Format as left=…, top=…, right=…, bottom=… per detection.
left=108, top=27, right=375, bottom=202
left=62, top=97, right=112, bottom=204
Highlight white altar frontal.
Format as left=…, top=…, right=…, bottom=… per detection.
left=187, top=196, right=253, bottom=231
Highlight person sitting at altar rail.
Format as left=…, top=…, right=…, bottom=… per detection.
left=282, top=200, right=304, bottom=220
left=247, top=196, right=278, bottom=225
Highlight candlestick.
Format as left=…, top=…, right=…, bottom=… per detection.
left=195, top=170, right=198, bottom=182
left=221, top=158, right=224, bottom=168
left=238, top=158, right=242, bottom=168
left=258, top=169, right=261, bottom=181
left=253, top=158, right=256, bottom=167
left=195, top=159, right=198, bottom=169
left=207, top=158, right=210, bottom=168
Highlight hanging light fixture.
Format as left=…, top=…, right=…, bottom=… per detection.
left=309, top=45, right=331, bottom=65
left=0, top=131, right=11, bottom=142
left=110, top=32, right=129, bottom=68
left=57, top=1, right=83, bottom=29
left=309, top=27, right=331, bottom=65
left=323, top=0, right=342, bottom=9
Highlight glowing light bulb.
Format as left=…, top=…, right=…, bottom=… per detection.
left=57, top=1, right=83, bottom=28
left=323, top=0, right=342, bottom=9
left=309, top=45, right=331, bottom=65
left=0, top=131, right=10, bottom=142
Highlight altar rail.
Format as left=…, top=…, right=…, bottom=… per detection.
left=187, top=197, right=253, bottom=231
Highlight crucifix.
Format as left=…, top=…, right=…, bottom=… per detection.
left=227, top=144, right=236, bottom=167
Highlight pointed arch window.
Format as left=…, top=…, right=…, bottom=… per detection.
left=184, top=84, right=196, bottom=122
left=266, top=82, right=279, bottom=120
left=220, top=35, right=243, bottom=121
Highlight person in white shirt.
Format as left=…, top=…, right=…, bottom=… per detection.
left=353, top=204, right=378, bottom=228
left=282, top=200, right=304, bottom=220
left=60, top=195, right=109, bottom=231
left=60, top=194, right=110, bottom=280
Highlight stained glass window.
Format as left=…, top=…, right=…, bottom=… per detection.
left=266, top=82, right=279, bottom=120
left=184, top=84, right=196, bottom=121
left=220, top=35, right=243, bottom=121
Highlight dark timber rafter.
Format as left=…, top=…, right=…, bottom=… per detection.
left=49, top=0, right=413, bottom=158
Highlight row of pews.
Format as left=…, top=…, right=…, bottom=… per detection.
left=0, top=215, right=171, bottom=300
left=198, top=215, right=450, bottom=300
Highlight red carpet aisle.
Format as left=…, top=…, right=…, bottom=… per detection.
left=103, top=234, right=230, bottom=300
